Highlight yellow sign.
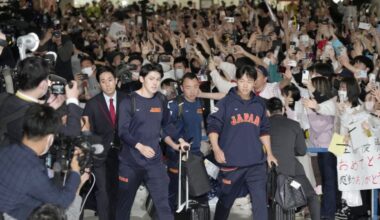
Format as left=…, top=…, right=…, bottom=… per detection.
left=328, top=133, right=347, bottom=157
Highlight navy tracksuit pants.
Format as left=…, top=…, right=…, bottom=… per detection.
left=116, top=162, right=173, bottom=220
left=214, top=163, right=268, bottom=220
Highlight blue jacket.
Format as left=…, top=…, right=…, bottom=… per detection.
left=165, top=97, right=204, bottom=167
left=118, top=92, right=176, bottom=167
left=0, top=144, right=80, bottom=219
left=166, top=97, right=203, bottom=151
left=207, top=87, right=269, bottom=167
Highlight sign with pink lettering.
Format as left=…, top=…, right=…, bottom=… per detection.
left=337, top=137, right=380, bottom=191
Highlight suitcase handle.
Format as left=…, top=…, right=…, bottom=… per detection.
left=176, top=148, right=189, bottom=213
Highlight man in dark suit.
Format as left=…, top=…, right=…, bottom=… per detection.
left=0, top=57, right=82, bottom=146
left=267, top=97, right=320, bottom=220
left=83, top=66, right=126, bottom=220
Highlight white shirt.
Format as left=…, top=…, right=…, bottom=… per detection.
left=258, top=82, right=281, bottom=100
left=103, top=92, right=117, bottom=112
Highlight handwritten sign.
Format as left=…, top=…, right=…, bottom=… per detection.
left=338, top=137, right=380, bottom=191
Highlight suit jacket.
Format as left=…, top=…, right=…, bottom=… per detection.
left=268, top=114, right=307, bottom=177
left=83, top=91, right=127, bottom=162
left=0, top=94, right=82, bottom=144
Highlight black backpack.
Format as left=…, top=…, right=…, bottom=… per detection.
left=0, top=93, right=28, bottom=146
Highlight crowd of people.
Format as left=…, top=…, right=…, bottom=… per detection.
left=0, top=0, right=380, bottom=219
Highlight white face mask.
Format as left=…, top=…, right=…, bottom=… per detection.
left=41, top=135, right=54, bottom=155
left=365, top=101, right=374, bottom=111
left=131, top=71, right=139, bottom=80
left=82, top=67, right=94, bottom=76
left=161, top=89, right=167, bottom=96
left=338, top=90, right=348, bottom=102
left=175, top=68, right=185, bottom=79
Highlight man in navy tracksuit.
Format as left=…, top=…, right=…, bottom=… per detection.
left=117, top=63, right=187, bottom=220
left=164, top=72, right=207, bottom=210
left=207, top=65, right=278, bottom=220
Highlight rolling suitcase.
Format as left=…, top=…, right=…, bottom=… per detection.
left=175, top=147, right=210, bottom=220
left=268, top=164, right=296, bottom=220
left=268, top=201, right=295, bottom=220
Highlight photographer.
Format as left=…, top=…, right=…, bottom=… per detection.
left=0, top=57, right=82, bottom=146
left=74, top=56, right=101, bottom=101
left=0, top=104, right=87, bottom=219
left=118, top=54, right=143, bottom=94
left=39, top=23, right=74, bottom=81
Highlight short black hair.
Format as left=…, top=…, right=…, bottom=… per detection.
left=174, top=56, right=189, bottom=68
left=161, top=78, right=177, bottom=87
left=128, top=52, right=144, bottom=64
left=236, top=65, right=257, bottom=80
left=17, top=57, right=50, bottom=91
left=266, top=97, right=283, bottom=114
left=28, top=204, right=65, bottom=220
left=96, top=66, right=116, bottom=83
left=235, top=57, right=256, bottom=70
left=23, top=105, right=61, bottom=140
left=181, top=72, right=198, bottom=85
left=80, top=56, right=95, bottom=65
left=282, top=83, right=301, bottom=110
left=312, top=63, right=334, bottom=77
left=354, top=55, right=374, bottom=74
left=140, top=63, right=163, bottom=78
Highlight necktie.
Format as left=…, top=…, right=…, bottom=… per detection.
left=109, top=98, right=116, bottom=126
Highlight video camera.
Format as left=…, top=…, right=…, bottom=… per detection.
left=115, top=62, right=138, bottom=84
left=48, top=133, right=104, bottom=174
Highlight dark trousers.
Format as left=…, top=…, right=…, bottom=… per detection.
left=92, top=148, right=119, bottom=220
left=116, top=162, right=173, bottom=220
left=106, top=148, right=119, bottom=220
left=318, top=152, right=338, bottom=219
left=294, top=175, right=321, bottom=220
left=168, top=168, right=179, bottom=211
left=214, top=163, right=267, bottom=220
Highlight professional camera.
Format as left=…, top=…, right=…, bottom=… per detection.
left=48, top=133, right=104, bottom=173
left=49, top=74, right=68, bottom=95
left=115, top=62, right=138, bottom=84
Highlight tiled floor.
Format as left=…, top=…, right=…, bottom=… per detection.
left=83, top=186, right=306, bottom=220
